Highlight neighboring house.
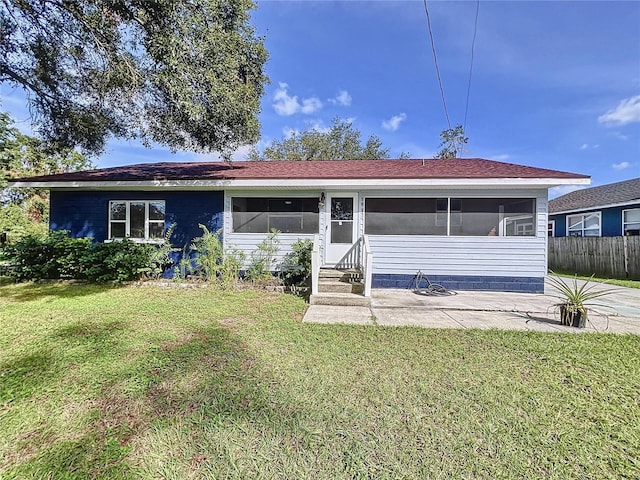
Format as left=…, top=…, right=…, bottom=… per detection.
left=548, top=177, right=640, bottom=237
left=9, top=158, right=588, bottom=293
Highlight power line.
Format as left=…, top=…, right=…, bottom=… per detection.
left=463, top=0, right=480, bottom=131
left=423, top=0, right=450, bottom=130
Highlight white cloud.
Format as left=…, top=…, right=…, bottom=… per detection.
left=300, top=97, right=322, bottom=114
left=382, top=113, right=407, bottom=132
left=328, top=90, right=352, bottom=106
left=598, top=95, right=640, bottom=126
left=612, top=161, right=631, bottom=171
left=549, top=185, right=588, bottom=199
left=305, top=119, right=330, bottom=134
left=272, top=82, right=322, bottom=116
left=492, top=154, right=511, bottom=161
left=613, top=132, right=629, bottom=141
left=579, top=143, right=599, bottom=150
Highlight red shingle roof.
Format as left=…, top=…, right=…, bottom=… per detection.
left=12, top=158, right=588, bottom=183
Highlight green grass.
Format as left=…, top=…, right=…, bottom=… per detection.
left=551, top=270, right=640, bottom=289
left=1, top=282, right=639, bottom=479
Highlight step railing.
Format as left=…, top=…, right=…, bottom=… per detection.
left=362, top=235, right=373, bottom=297
left=334, top=236, right=362, bottom=270
left=333, top=235, right=373, bottom=298
left=311, top=234, right=320, bottom=296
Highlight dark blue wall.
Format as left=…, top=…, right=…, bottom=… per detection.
left=549, top=203, right=639, bottom=237
left=373, top=274, right=544, bottom=293
left=49, top=190, right=224, bottom=248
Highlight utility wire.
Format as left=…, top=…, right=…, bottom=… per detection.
left=423, top=0, right=450, bottom=130
left=463, top=0, right=480, bottom=131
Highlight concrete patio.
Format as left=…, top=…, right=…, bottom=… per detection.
left=303, top=278, right=640, bottom=334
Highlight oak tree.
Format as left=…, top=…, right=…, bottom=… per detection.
left=0, top=0, right=268, bottom=157
left=250, top=118, right=392, bottom=161
left=1, top=111, right=92, bottom=238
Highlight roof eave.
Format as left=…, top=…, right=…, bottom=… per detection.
left=550, top=198, right=640, bottom=215
left=8, top=176, right=590, bottom=190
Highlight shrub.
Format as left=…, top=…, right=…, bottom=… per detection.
left=82, top=240, right=152, bottom=283
left=279, top=238, right=313, bottom=285
left=219, top=247, right=246, bottom=289
left=190, top=225, right=224, bottom=281
left=2, top=230, right=91, bottom=281
left=142, top=224, right=176, bottom=280
left=246, top=229, right=280, bottom=281
left=173, top=243, right=193, bottom=281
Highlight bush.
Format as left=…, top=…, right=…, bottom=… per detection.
left=279, top=238, right=313, bottom=285
left=190, top=225, right=224, bottom=281
left=2, top=230, right=91, bottom=281
left=142, top=224, right=176, bottom=280
left=246, top=229, right=280, bottom=281
left=82, top=240, right=152, bottom=283
left=1, top=230, right=156, bottom=283
left=219, top=247, right=245, bottom=289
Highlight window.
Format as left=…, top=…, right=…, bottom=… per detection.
left=548, top=220, right=555, bottom=237
left=109, top=200, right=165, bottom=240
left=623, top=208, right=640, bottom=235
left=449, top=198, right=535, bottom=236
left=365, top=198, right=446, bottom=235
left=364, top=197, right=535, bottom=236
left=232, top=197, right=319, bottom=233
left=567, top=212, right=600, bottom=237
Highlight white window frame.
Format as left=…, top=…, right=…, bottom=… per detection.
left=566, top=211, right=601, bottom=237
left=547, top=220, right=555, bottom=237
left=108, top=200, right=165, bottom=242
left=622, top=208, right=640, bottom=235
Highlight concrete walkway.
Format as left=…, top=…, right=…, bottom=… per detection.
left=303, top=278, right=640, bottom=334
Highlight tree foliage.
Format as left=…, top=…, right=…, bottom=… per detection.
left=0, top=0, right=268, bottom=157
left=1, top=110, right=92, bottom=238
left=435, top=124, right=468, bottom=159
left=250, top=118, right=391, bottom=161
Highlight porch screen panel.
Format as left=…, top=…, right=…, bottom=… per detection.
left=365, top=198, right=445, bottom=235
left=232, top=197, right=319, bottom=233
left=451, top=198, right=535, bottom=236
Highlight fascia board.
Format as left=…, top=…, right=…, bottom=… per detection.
left=8, top=177, right=591, bottom=190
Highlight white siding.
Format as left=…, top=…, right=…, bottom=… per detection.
left=225, top=232, right=315, bottom=269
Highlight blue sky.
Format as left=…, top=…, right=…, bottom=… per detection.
left=1, top=1, right=639, bottom=197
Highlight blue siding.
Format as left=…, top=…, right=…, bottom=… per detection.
left=551, top=214, right=567, bottom=237
left=373, top=274, right=544, bottom=293
left=550, top=203, right=640, bottom=237
left=602, top=208, right=622, bottom=236
left=49, top=190, right=224, bottom=247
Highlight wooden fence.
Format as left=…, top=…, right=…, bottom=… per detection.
left=548, top=236, right=640, bottom=280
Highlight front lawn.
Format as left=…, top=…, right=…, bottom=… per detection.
left=1, top=283, right=639, bottom=479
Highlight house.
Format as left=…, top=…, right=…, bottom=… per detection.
left=9, top=158, right=588, bottom=294
left=548, top=177, right=640, bottom=237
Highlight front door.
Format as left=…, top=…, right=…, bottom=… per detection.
left=325, top=194, right=358, bottom=265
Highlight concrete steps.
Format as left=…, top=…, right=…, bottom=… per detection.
left=310, top=268, right=370, bottom=307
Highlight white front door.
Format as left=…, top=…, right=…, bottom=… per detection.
left=325, top=193, right=359, bottom=265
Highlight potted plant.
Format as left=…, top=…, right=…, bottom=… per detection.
left=547, top=273, right=614, bottom=328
